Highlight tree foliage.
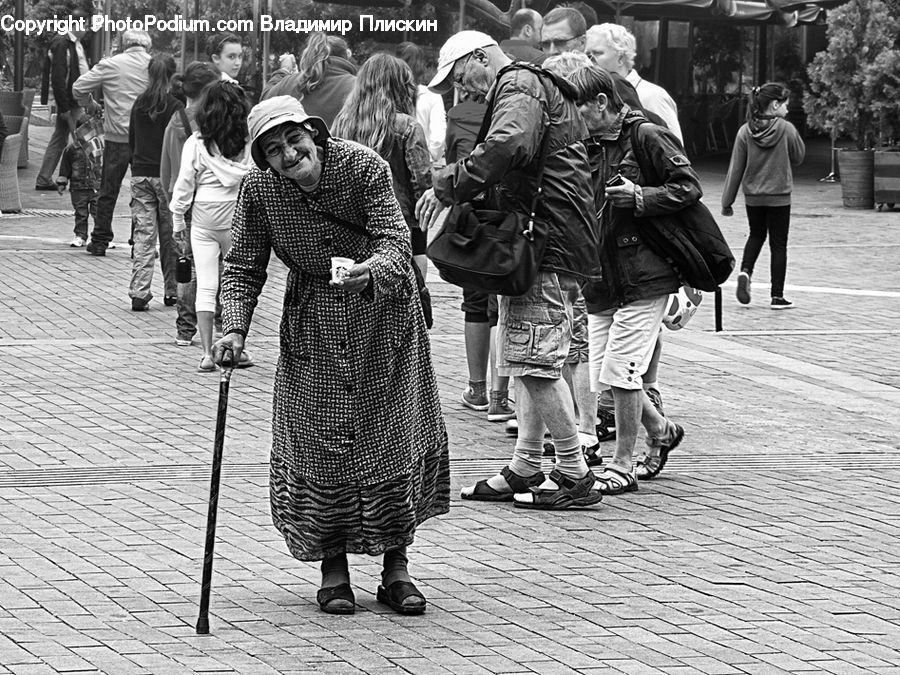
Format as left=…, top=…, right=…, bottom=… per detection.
left=804, top=0, right=900, bottom=149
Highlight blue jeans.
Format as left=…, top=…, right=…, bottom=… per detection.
left=71, top=188, right=97, bottom=239
left=90, top=140, right=131, bottom=249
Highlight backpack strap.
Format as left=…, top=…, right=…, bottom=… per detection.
left=179, top=107, right=193, bottom=136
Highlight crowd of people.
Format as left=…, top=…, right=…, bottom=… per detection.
left=35, top=4, right=804, bottom=616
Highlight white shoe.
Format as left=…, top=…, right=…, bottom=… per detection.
left=107, top=241, right=118, bottom=249
left=69, top=236, right=86, bottom=247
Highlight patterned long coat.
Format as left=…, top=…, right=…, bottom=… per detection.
left=221, top=138, right=450, bottom=561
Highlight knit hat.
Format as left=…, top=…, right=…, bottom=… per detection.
left=247, top=96, right=330, bottom=169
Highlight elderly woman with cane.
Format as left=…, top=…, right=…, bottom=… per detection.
left=211, top=96, right=449, bottom=616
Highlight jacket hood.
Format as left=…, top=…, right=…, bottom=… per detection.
left=323, top=56, right=357, bottom=78
left=749, top=116, right=787, bottom=148
left=193, top=133, right=253, bottom=187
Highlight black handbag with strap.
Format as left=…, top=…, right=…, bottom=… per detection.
left=426, top=63, right=557, bottom=297
left=629, top=121, right=735, bottom=292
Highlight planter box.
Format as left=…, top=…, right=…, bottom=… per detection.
left=839, top=149, right=874, bottom=209
left=874, top=150, right=900, bottom=210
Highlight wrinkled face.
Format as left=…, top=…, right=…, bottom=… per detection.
left=261, top=124, right=323, bottom=187
left=586, top=33, right=624, bottom=75
left=540, top=20, right=585, bottom=56
left=578, top=94, right=616, bottom=135
left=213, top=42, right=243, bottom=79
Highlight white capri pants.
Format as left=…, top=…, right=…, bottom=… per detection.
left=190, top=201, right=235, bottom=313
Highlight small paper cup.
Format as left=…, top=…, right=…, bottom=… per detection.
left=330, top=256, right=355, bottom=283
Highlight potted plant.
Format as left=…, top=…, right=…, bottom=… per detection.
left=804, top=0, right=900, bottom=209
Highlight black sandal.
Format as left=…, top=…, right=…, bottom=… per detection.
left=636, top=422, right=684, bottom=480
left=377, top=580, right=426, bottom=615
left=593, top=466, right=638, bottom=495
left=316, top=583, right=355, bottom=615
left=513, top=469, right=602, bottom=510
left=461, top=466, right=544, bottom=502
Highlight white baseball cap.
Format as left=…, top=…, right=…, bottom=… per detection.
left=427, top=30, right=498, bottom=94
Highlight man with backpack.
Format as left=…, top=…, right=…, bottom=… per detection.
left=36, top=9, right=91, bottom=192
left=560, top=63, right=699, bottom=495
left=416, top=31, right=603, bottom=510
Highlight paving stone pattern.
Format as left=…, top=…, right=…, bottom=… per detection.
left=0, top=127, right=898, bottom=673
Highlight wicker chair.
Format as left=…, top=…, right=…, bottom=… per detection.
left=3, top=115, right=30, bottom=168
left=0, top=90, right=34, bottom=167
left=0, top=132, right=23, bottom=213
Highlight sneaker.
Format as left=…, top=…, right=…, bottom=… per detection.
left=86, top=242, right=106, bottom=257
left=107, top=241, right=118, bottom=249
left=596, top=407, right=616, bottom=442
left=771, top=297, right=795, bottom=310
left=505, top=418, right=519, bottom=436
left=461, top=386, right=489, bottom=411
left=487, top=393, right=516, bottom=422
left=646, top=387, right=665, bottom=417
left=69, top=236, right=86, bottom=248
left=175, top=335, right=193, bottom=346
left=131, top=297, right=149, bottom=312
left=736, top=271, right=751, bottom=305
left=163, top=295, right=177, bottom=307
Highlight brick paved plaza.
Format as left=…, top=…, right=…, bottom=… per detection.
left=1, top=126, right=899, bottom=674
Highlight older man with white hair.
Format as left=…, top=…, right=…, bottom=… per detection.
left=586, top=23, right=683, bottom=144
left=73, top=30, right=152, bottom=256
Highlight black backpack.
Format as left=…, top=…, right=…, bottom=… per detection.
left=628, top=120, right=735, bottom=291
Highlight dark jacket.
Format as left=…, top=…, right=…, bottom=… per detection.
left=445, top=99, right=487, bottom=164
left=262, top=56, right=357, bottom=128
left=42, top=34, right=87, bottom=111
left=59, top=142, right=101, bottom=190
left=584, top=108, right=702, bottom=311
left=433, top=64, right=601, bottom=282
left=382, top=113, right=432, bottom=230
left=499, top=39, right=546, bottom=64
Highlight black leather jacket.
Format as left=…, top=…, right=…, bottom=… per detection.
left=433, top=64, right=601, bottom=282
left=584, top=108, right=702, bottom=311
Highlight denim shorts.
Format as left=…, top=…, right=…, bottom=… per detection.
left=497, top=271, right=581, bottom=379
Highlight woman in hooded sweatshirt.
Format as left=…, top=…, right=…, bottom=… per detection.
left=722, top=83, right=805, bottom=310
left=170, top=81, right=254, bottom=372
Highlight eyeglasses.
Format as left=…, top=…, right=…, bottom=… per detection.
left=539, top=34, right=584, bottom=51
left=262, top=129, right=310, bottom=159
left=451, top=53, right=475, bottom=89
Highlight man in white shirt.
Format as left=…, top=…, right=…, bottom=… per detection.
left=585, top=23, right=683, bottom=144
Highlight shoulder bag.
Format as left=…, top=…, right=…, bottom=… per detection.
left=426, top=63, right=555, bottom=297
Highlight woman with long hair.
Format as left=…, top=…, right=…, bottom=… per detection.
left=332, top=53, right=431, bottom=278
left=160, top=61, right=220, bottom=347
left=396, top=41, right=446, bottom=166
left=205, top=32, right=243, bottom=82
left=722, top=82, right=806, bottom=309
left=128, top=54, right=183, bottom=312
left=169, top=81, right=254, bottom=371
left=261, top=31, right=356, bottom=127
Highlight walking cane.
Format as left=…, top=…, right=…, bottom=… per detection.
left=195, top=350, right=235, bottom=635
